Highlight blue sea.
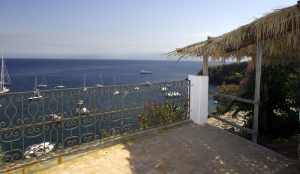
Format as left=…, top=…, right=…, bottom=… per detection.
left=5, top=59, right=200, bottom=92
left=0, top=59, right=218, bottom=161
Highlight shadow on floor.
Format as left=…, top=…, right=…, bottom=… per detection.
left=122, top=123, right=298, bottom=174
left=29, top=123, right=299, bottom=174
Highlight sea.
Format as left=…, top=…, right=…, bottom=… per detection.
left=5, top=58, right=200, bottom=92
left=0, top=59, right=216, bottom=158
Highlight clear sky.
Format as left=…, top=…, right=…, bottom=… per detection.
left=0, top=0, right=296, bottom=59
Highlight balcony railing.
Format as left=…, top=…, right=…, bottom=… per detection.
left=0, top=80, right=189, bottom=167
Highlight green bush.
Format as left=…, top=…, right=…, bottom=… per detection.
left=202, top=62, right=248, bottom=85
left=139, top=102, right=187, bottom=129
left=228, top=63, right=300, bottom=142
left=208, top=62, right=300, bottom=143
left=0, top=146, right=3, bottom=165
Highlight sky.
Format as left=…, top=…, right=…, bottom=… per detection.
left=0, top=0, right=296, bottom=59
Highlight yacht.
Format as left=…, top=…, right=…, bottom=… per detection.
left=28, top=76, right=43, bottom=100
left=54, top=85, right=65, bottom=89
left=48, top=113, right=62, bottom=121
left=96, top=74, right=104, bottom=87
left=24, top=142, right=55, bottom=159
left=113, top=90, right=120, bottom=96
left=0, top=56, right=11, bottom=94
left=96, top=84, right=104, bottom=87
left=144, top=81, right=152, bottom=86
left=140, top=70, right=152, bottom=75
left=83, top=75, right=87, bottom=91
left=165, top=91, right=182, bottom=98
left=76, top=100, right=90, bottom=115
left=161, top=86, right=168, bottom=92
left=38, top=84, right=48, bottom=88
left=38, top=77, right=48, bottom=88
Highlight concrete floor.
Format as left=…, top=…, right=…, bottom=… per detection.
left=17, top=122, right=299, bottom=174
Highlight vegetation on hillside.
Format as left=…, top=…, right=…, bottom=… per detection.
left=207, top=62, right=300, bottom=143
left=199, top=62, right=248, bottom=85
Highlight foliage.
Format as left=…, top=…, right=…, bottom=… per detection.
left=227, top=63, right=300, bottom=142
left=202, top=62, right=248, bottom=85
left=215, top=84, right=241, bottom=114
left=0, top=146, right=3, bottom=165
left=207, top=61, right=300, bottom=143
left=139, top=101, right=187, bottom=129
left=217, top=84, right=240, bottom=94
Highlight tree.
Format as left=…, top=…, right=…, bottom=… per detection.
left=235, top=63, right=300, bottom=142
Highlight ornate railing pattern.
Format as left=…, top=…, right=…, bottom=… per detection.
left=0, top=80, right=189, bottom=166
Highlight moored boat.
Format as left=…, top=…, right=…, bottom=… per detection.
left=28, top=76, right=43, bottom=100
left=0, top=56, right=11, bottom=94
left=140, top=70, right=152, bottom=75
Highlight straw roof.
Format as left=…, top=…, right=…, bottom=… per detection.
left=172, top=3, right=300, bottom=63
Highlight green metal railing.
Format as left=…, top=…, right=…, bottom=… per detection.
left=0, top=80, right=190, bottom=168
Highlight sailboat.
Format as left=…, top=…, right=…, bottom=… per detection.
left=54, top=80, right=65, bottom=89
left=96, top=74, right=104, bottom=87
left=83, top=75, right=87, bottom=91
left=140, top=70, right=152, bottom=75
left=54, top=85, right=65, bottom=89
left=75, top=99, right=90, bottom=115
left=0, top=56, right=11, bottom=94
left=28, top=76, right=43, bottom=100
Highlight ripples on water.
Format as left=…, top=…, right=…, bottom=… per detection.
left=6, top=59, right=200, bottom=92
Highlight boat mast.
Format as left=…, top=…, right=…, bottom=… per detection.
left=34, top=76, right=38, bottom=91
left=83, top=75, right=87, bottom=91
left=1, top=56, right=4, bottom=91
left=84, top=75, right=86, bottom=88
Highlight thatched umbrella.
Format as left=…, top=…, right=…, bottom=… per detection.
left=171, top=2, right=300, bottom=143
left=171, top=2, right=300, bottom=63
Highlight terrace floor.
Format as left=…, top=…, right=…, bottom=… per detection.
left=14, top=121, right=299, bottom=174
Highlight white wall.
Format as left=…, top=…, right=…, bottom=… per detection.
left=188, top=75, right=208, bottom=125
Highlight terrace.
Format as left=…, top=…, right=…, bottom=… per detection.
left=2, top=2, right=300, bottom=173
left=0, top=78, right=298, bottom=174
left=8, top=122, right=295, bottom=174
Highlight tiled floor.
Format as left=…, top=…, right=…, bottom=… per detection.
left=17, top=122, right=298, bottom=174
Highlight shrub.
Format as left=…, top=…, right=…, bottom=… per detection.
left=139, top=102, right=187, bottom=129
left=231, top=63, right=300, bottom=142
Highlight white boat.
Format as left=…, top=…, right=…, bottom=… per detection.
left=165, top=91, right=182, bottom=98
left=54, top=85, right=65, bottom=89
left=24, top=142, right=55, bottom=159
left=38, top=77, right=48, bottom=88
left=38, top=84, right=48, bottom=88
left=76, top=100, right=90, bottom=115
left=113, top=90, right=120, bottom=96
left=28, top=89, right=43, bottom=100
left=83, top=75, right=87, bottom=91
left=96, top=74, right=104, bottom=87
left=0, top=56, right=11, bottom=94
left=96, top=84, right=104, bottom=87
left=161, top=87, right=168, bottom=92
left=140, top=70, right=152, bottom=75
left=144, top=81, right=152, bottom=86
left=28, top=76, right=43, bottom=100
left=48, top=113, right=62, bottom=121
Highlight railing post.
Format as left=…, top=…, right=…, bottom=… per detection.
left=188, top=75, right=208, bottom=125
left=252, top=41, right=263, bottom=143
left=58, top=155, right=64, bottom=164
left=202, top=56, right=209, bottom=76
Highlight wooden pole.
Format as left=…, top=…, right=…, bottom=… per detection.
left=202, top=56, right=209, bottom=76
left=252, top=41, right=263, bottom=143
